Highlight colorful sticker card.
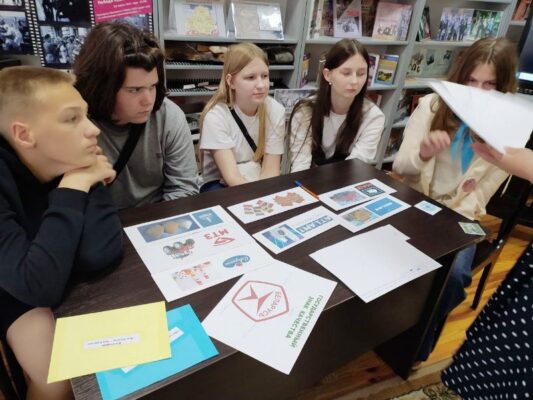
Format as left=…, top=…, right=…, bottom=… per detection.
left=96, top=305, right=218, bottom=400
left=202, top=260, right=336, bottom=374
left=318, top=178, right=396, bottom=211
left=253, top=206, right=340, bottom=254
left=48, top=302, right=170, bottom=383
left=338, top=195, right=410, bottom=233
left=310, top=225, right=441, bottom=303
left=152, top=242, right=273, bottom=302
left=227, top=187, right=318, bottom=224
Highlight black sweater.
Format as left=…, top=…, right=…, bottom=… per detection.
left=0, top=137, right=123, bottom=307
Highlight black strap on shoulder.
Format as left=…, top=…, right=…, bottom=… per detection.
left=230, top=108, right=257, bottom=153
left=113, top=123, right=145, bottom=180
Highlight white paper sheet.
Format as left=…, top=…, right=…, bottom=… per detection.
left=227, top=187, right=318, bottom=224
left=337, top=195, right=410, bottom=233
left=418, top=78, right=533, bottom=153
left=310, top=225, right=441, bottom=302
left=319, top=178, right=396, bottom=211
left=202, top=260, right=336, bottom=374
left=151, top=242, right=274, bottom=302
left=253, top=206, right=340, bottom=254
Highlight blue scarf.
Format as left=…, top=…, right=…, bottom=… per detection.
left=450, top=122, right=474, bottom=174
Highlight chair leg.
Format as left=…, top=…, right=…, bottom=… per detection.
left=471, top=262, right=495, bottom=310
left=0, top=340, right=25, bottom=400
left=0, top=346, right=20, bottom=400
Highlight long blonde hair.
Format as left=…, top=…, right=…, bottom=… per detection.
left=200, top=42, right=269, bottom=162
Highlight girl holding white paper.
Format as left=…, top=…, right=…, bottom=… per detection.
left=392, top=37, right=519, bottom=362
left=199, top=43, right=286, bottom=191
left=288, top=39, right=385, bottom=171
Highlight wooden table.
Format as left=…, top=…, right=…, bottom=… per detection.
left=56, top=159, right=482, bottom=400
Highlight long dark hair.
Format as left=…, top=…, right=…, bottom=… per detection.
left=288, top=38, right=370, bottom=163
left=431, top=37, right=518, bottom=135
left=73, top=22, right=167, bottom=122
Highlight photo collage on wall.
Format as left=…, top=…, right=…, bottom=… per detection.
left=0, top=0, right=35, bottom=55
left=3, top=0, right=153, bottom=68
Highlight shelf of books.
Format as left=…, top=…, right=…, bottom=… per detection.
left=306, top=37, right=408, bottom=45
left=163, top=31, right=299, bottom=44
left=165, top=61, right=295, bottom=70
left=509, top=19, right=526, bottom=26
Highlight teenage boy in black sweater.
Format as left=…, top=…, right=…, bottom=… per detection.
left=0, top=66, right=123, bottom=399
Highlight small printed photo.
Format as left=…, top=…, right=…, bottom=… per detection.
left=172, top=262, right=216, bottom=291
left=329, top=190, right=366, bottom=207
left=0, top=0, right=24, bottom=6
left=137, top=215, right=200, bottom=243
left=342, top=208, right=378, bottom=227
left=39, top=25, right=88, bottom=67
left=192, top=209, right=223, bottom=228
left=112, top=13, right=151, bottom=31
left=354, top=183, right=385, bottom=197
left=365, top=197, right=402, bottom=216
left=0, top=10, right=32, bottom=54
left=162, top=238, right=195, bottom=260
left=262, top=224, right=304, bottom=250
left=34, top=0, right=90, bottom=23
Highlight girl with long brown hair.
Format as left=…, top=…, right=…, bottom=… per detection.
left=393, top=37, right=519, bottom=362
left=199, top=43, right=286, bottom=191
left=288, top=38, right=385, bottom=171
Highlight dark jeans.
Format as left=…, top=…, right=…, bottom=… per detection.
left=200, top=180, right=227, bottom=193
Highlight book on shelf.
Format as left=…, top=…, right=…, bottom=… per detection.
left=375, top=54, right=399, bottom=85
left=466, top=9, right=502, bottom=41
left=333, top=0, right=362, bottom=38
left=393, top=89, right=430, bottom=123
left=274, top=89, right=314, bottom=119
left=416, top=6, right=431, bottom=41
left=407, top=48, right=454, bottom=77
left=512, top=0, right=532, bottom=21
left=361, top=0, right=379, bottom=37
left=170, top=0, right=226, bottom=37
left=367, top=53, right=380, bottom=86
left=371, top=2, right=412, bottom=41
left=436, top=8, right=474, bottom=41
left=321, top=0, right=334, bottom=36
left=308, top=0, right=326, bottom=39
left=300, top=52, right=311, bottom=87
left=230, top=1, right=284, bottom=40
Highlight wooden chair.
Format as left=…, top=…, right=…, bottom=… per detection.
left=0, top=339, right=26, bottom=400
left=470, top=177, right=532, bottom=309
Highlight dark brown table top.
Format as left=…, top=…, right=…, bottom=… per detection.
left=57, top=159, right=481, bottom=399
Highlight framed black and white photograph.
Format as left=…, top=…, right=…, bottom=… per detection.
left=39, top=24, right=88, bottom=66
left=0, top=10, right=33, bottom=54
left=34, top=0, right=90, bottom=24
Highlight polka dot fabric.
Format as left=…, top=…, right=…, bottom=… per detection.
left=442, top=242, right=533, bottom=399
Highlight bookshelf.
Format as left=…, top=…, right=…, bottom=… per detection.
left=154, top=0, right=520, bottom=168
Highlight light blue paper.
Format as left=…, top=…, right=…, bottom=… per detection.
left=96, top=305, right=218, bottom=400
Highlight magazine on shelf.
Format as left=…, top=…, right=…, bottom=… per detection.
left=308, top=0, right=325, bottom=39
left=367, top=53, right=380, bottom=85
left=466, top=9, right=502, bottom=41
left=417, top=6, right=431, bottom=41
left=407, top=48, right=454, bottom=77
left=436, top=8, right=473, bottom=41
left=371, top=2, right=412, bottom=41
left=320, top=0, right=334, bottom=36
left=274, top=88, right=314, bottom=119
left=361, top=0, right=379, bottom=37
left=375, top=54, right=399, bottom=85
left=333, top=0, right=362, bottom=38
left=231, top=1, right=284, bottom=40
left=170, top=0, right=226, bottom=37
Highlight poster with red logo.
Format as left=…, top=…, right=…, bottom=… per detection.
left=202, top=261, right=336, bottom=374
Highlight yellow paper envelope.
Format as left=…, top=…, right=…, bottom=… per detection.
left=48, top=301, right=170, bottom=383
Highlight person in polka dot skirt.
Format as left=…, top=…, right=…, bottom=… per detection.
left=441, top=241, right=532, bottom=399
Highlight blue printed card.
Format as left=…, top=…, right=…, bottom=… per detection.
left=96, top=305, right=218, bottom=400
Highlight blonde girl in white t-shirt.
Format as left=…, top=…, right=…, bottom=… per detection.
left=199, top=42, right=285, bottom=191
left=288, top=38, right=385, bottom=172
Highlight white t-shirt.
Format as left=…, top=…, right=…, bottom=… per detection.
left=289, top=98, right=385, bottom=172
left=200, top=96, right=286, bottom=184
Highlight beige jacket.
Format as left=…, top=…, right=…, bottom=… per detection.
left=393, top=93, right=509, bottom=220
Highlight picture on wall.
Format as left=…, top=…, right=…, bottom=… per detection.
left=39, top=24, right=88, bottom=66
left=34, top=0, right=90, bottom=23
left=0, top=9, right=33, bottom=54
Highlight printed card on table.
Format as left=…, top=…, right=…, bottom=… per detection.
left=318, top=178, right=396, bottom=211
left=227, top=187, right=318, bottom=224
left=253, top=206, right=340, bottom=254
left=202, top=260, right=336, bottom=374
left=338, top=195, right=410, bottom=233
left=96, top=305, right=218, bottom=400
left=48, top=302, right=170, bottom=383
left=124, top=206, right=255, bottom=275
left=151, top=242, right=274, bottom=302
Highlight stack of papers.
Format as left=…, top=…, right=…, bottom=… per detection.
left=310, top=225, right=441, bottom=302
